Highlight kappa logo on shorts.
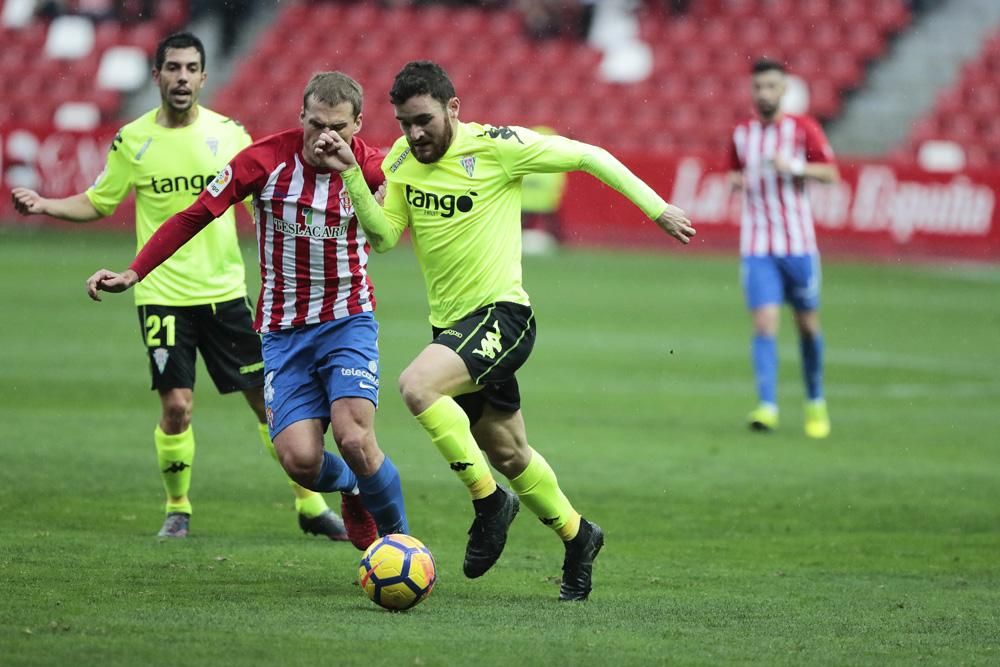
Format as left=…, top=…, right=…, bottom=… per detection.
left=471, top=320, right=503, bottom=360
left=152, top=348, right=169, bottom=374
left=440, top=329, right=463, bottom=339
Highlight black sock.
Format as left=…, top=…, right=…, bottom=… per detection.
left=472, top=487, right=506, bottom=515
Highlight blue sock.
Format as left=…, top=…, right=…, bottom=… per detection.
left=752, top=334, right=778, bottom=405
left=312, top=450, right=358, bottom=493
left=800, top=332, right=824, bottom=401
left=357, top=456, right=408, bottom=536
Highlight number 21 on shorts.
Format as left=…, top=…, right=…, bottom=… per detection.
left=145, top=314, right=176, bottom=347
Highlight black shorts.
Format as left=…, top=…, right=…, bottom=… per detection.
left=432, top=301, right=536, bottom=423
left=137, top=297, right=265, bottom=394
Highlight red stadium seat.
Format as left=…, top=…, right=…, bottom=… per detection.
left=201, top=1, right=915, bottom=155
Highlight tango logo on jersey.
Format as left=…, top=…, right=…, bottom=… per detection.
left=207, top=164, right=233, bottom=197
left=471, top=321, right=503, bottom=360
left=405, top=184, right=477, bottom=218
left=150, top=172, right=219, bottom=195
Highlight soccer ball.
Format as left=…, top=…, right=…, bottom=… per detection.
left=358, top=534, right=436, bottom=611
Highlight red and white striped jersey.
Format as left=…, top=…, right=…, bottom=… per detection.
left=203, top=129, right=384, bottom=333
left=729, top=114, right=835, bottom=257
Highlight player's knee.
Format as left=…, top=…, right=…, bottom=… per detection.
left=398, top=368, right=432, bottom=414
left=485, top=442, right=530, bottom=478
left=333, top=426, right=379, bottom=474
left=160, top=401, right=192, bottom=433
left=488, top=449, right=526, bottom=478
left=277, top=443, right=322, bottom=487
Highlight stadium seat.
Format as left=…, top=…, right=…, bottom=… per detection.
left=97, top=46, right=148, bottom=91
left=54, top=101, right=101, bottom=131
left=45, top=15, right=96, bottom=60
left=206, top=1, right=913, bottom=155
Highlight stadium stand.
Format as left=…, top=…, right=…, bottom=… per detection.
left=210, top=0, right=911, bottom=155
left=904, top=26, right=1000, bottom=170
left=0, top=0, right=188, bottom=128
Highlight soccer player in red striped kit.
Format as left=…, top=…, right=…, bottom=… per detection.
left=728, top=58, right=839, bottom=438
left=86, top=72, right=407, bottom=546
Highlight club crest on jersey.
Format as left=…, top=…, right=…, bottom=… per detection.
left=207, top=164, right=232, bottom=197
left=339, top=190, right=354, bottom=217
left=460, top=155, right=476, bottom=178
left=153, top=347, right=169, bottom=374
left=206, top=137, right=219, bottom=156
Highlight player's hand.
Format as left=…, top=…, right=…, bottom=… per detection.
left=86, top=269, right=138, bottom=301
left=655, top=204, right=696, bottom=244
left=313, top=131, right=358, bottom=172
left=771, top=155, right=790, bottom=174
left=374, top=183, right=387, bottom=207
left=11, top=187, right=46, bottom=215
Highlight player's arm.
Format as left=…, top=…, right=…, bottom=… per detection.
left=312, top=131, right=408, bottom=252
left=727, top=135, right=744, bottom=191
left=498, top=128, right=695, bottom=244
left=87, top=148, right=264, bottom=301
left=85, top=198, right=218, bottom=300
left=771, top=156, right=838, bottom=182
left=11, top=128, right=135, bottom=221
left=773, top=118, right=839, bottom=183
left=10, top=190, right=102, bottom=221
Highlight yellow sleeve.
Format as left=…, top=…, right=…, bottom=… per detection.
left=492, top=126, right=668, bottom=221
left=85, top=131, right=133, bottom=216
left=341, top=166, right=409, bottom=253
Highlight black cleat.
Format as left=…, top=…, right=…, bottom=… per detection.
left=559, top=518, right=604, bottom=601
left=463, top=486, right=520, bottom=578
left=298, top=508, right=349, bottom=542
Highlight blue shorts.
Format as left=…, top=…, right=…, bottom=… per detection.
left=261, top=313, right=380, bottom=439
left=741, top=254, right=821, bottom=311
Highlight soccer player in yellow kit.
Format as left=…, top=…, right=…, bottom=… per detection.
left=11, top=32, right=349, bottom=540
left=314, top=61, right=695, bottom=600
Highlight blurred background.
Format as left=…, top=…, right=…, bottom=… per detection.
left=1, top=0, right=998, bottom=261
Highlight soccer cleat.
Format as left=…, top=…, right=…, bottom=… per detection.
left=463, top=486, right=520, bottom=579
left=804, top=399, right=831, bottom=439
left=559, top=518, right=604, bottom=601
left=340, top=492, right=379, bottom=551
left=298, top=508, right=350, bottom=542
left=157, top=512, right=190, bottom=538
left=747, top=404, right=779, bottom=432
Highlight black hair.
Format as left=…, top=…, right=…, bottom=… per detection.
left=155, top=32, right=206, bottom=71
left=389, top=60, right=456, bottom=106
left=752, top=57, right=786, bottom=75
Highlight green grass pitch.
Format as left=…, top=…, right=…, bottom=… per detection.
left=1, top=227, right=998, bottom=666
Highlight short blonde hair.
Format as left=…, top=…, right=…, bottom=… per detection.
left=303, top=72, right=363, bottom=117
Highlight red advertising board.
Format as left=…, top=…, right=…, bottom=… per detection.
left=562, top=153, right=1000, bottom=261
left=3, top=126, right=998, bottom=262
